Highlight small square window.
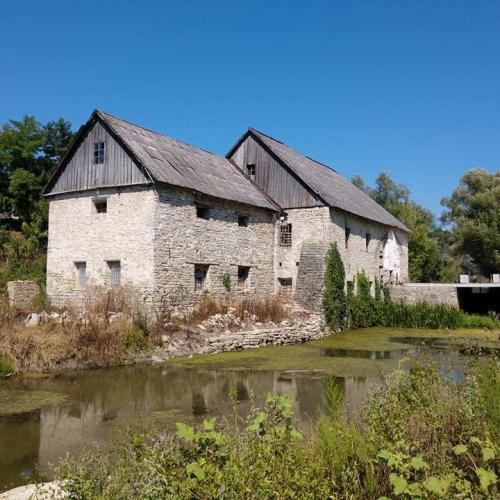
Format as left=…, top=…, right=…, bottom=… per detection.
left=75, top=261, right=86, bottom=290
left=93, top=142, right=105, bottom=164
left=365, top=232, right=371, bottom=251
left=93, top=198, right=107, bottom=214
left=238, top=215, right=249, bottom=227
left=194, top=264, right=208, bottom=291
left=107, top=260, right=121, bottom=286
left=245, top=164, right=256, bottom=181
left=279, top=223, right=292, bottom=247
left=238, top=266, right=250, bottom=286
left=345, top=227, right=351, bottom=249
left=196, top=205, right=209, bottom=219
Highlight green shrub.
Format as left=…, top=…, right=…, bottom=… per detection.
left=222, top=273, right=231, bottom=292
left=0, top=356, right=13, bottom=378
left=323, top=243, right=347, bottom=332
left=120, top=325, right=146, bottom=351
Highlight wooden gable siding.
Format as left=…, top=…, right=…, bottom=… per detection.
left=48, top=121, right=149, bottom=195
left=228, top=135, right=321, bottom=209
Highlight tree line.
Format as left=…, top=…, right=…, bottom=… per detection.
left=0, top=115, right=498, bottom=291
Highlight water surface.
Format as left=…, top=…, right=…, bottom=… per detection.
left=0, top=327, right=497, bottom=492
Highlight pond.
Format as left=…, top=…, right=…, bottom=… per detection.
left=0, top=327, right=498, bottom=493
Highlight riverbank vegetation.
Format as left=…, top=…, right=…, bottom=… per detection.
left=324, top=243, right=499, bottom=333
left=56, top=359, right=499, bottom=498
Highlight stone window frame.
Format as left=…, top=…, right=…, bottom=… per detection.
left=279, top=223, right=292, bottom=247
left=74, top=261, right=87, bottom=290
left=237, top=266, right=250, bottom=287
left=194, top=264, right=209, bottom=291
left=278, top=277, right=293, bottom=295
left=107, top=260, right=121, bottom=286
left=93, top=141, right=105, bottom=164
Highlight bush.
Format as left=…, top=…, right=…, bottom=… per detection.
left=323, top=243, right=347, bottom=332
left=56, top=361, right=500, bottom=499
left=0, top=355, right=13, bottom=378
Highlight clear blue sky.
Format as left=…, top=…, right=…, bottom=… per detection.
left=1, top=0, right=499, bottom=215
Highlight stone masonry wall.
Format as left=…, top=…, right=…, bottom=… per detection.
left=277, top=206, right=409, bottom=311
left=152, top=186, right=276, bottom=309
left=388, top=284, right=459, bottom=307
left=46, top=186, right=157, bottom=308
left=7, top=280, right=40, bottom=309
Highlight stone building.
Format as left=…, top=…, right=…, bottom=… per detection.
left=44, top=110, right=409, bottom=312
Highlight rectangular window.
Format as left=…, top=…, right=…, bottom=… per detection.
left=279, top=223, right=292, bottom=247
left=245, top=164, right=256, bottom=181
left=107, top=260, right=121, bottom=286
left=345, top=227, right=351, bottom=249
left=93, top=142, right=105, bottom=164
left=238, top=215, right=249, bottom=227
left=75, top=261, right=86, bottom=290
left=278, top=277, right=293, bottom=294
left=196, top=205, right=209, bottom=219
left=365, top=232, right=371, bottom=251
left=238, top=266, right=250, bottom=286
left=93, top=198, right=107, bottom=214
left=194, top=264, right=208, bottom=291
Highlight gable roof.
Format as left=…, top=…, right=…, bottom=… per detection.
left=44, top=111, right=279, bottom=211
left=228, top=128, right=409, bottom=232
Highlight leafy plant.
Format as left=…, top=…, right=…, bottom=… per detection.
left=323, top=243, right=347, bottom=332
left=222, top=273, right=231, bottom=292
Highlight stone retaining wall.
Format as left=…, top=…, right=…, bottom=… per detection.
left=7, top=280, right=40, bottom=310
left=388, top=284, right=459, bottom=307
left=204, top=316, right=326, bottom=354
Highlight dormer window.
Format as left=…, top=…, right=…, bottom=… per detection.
left=245, top=164, right=256, bottom=181
left=93, top=142, right=105, bottom=164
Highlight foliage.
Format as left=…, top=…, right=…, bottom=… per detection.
left=441, top=168, right=500, bottom=278
left=0, top=355, right=14, bottom=378
left=222, top=272, right=231, bottom=292
left=56, top=361, right=500, bottom=499
left=323, top=243, right=347, bottom=331
left=0, top=115, right=73, bottom=293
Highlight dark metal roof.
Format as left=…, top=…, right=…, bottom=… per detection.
left=97, top=112, right=280, bottom=211
left=246, top=128, right=410, bottom=231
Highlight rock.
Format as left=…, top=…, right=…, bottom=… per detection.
left=24, top=313, right=40, bottom=327
left=161, top=335, right=169, bottom=343
left=108, top=312, right=125, bottom=324
left=0, top=481, right=67, bottom=499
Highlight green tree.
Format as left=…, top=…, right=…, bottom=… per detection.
left=323, top=243, right=347, bottom=331
left=441, top=168, right=500, bottom=278
left=353, top=172, right=446, bottom=282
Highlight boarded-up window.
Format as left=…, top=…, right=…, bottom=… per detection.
left=194, top=264, right=208, bottom=291
left=238, top=266, right=250, bottom=286
left=245, top=164, right=256, bottom=181
left=280, top=224, right=292, bottom=247
left=93, top=198, right=107, bottom=213
left=75, top=261, right=86, bottom=289
left=107, top=261, right=121, bottom=286
left=93, top=142, right=105, bottom=164
left=366, top=232, right=371, bottom=251
left=238, top=215, right=249, bottom=227
left=278, top=277, right=293, bottom=294
left=345, top=227, right=351, bottom=249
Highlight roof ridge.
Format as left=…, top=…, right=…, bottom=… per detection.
left=96, top=109, right=226, bottom=162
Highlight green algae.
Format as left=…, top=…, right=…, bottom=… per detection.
left=166, top=328, right=500, bottom=378
left=0, top=388, right=68, bottom=416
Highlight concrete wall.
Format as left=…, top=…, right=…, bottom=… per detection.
left=152, top=186, right=276, bottom=309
